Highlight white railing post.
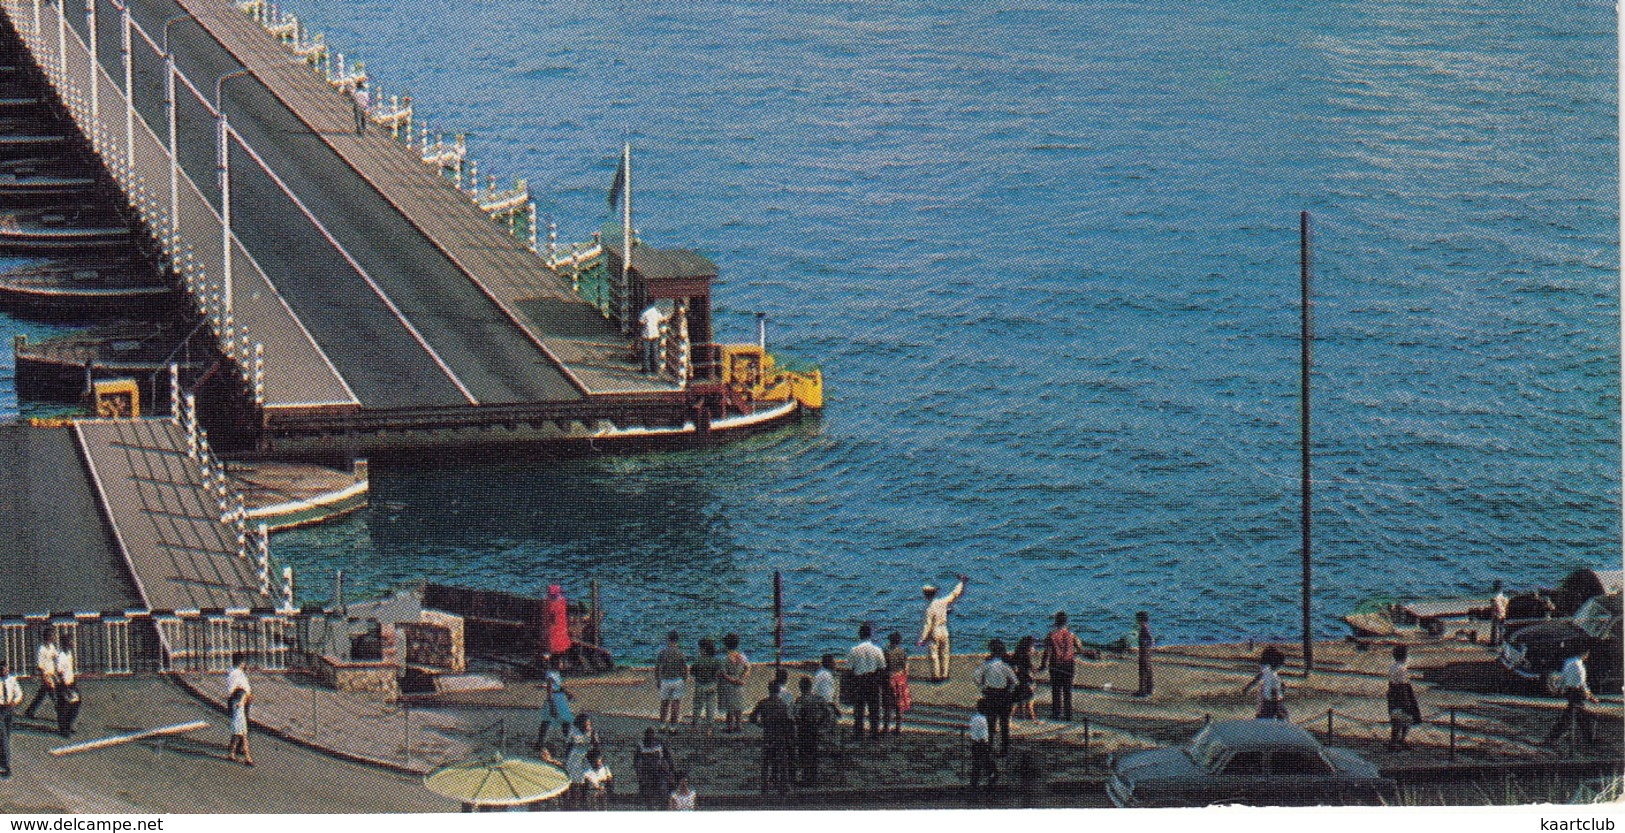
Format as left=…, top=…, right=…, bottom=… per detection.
left=182, top=391, right=198, bottom=458
left=85, top=0, right=97, bottom=126
left=121, top=3, right=133, bottom=175
left=56, top=0, right=65, bottom=86
left=677, top=301, right=692, bottom=388
left=252, top=343, right=264, bottom=405
left=168, top=362, right=180, bottom=423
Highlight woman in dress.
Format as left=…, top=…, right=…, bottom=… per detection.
left=1386, top=645, right=1422, bottom=749
left=1241, top=646, right=1288, bottom=720
left=225, top=653, right=254, bottom=766
left=719, top=633, right=750, bottom=734
left=1010, top=635, right=1036, bottom=720
left=535, top=655, right=573, bottom=751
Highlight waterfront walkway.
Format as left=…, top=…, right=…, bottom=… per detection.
left=179, top=638, right=1621, bottom=808
left=0, top=676, right=452, bottom=813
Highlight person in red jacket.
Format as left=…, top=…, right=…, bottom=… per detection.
left=546, top=585, right=572, bottom=661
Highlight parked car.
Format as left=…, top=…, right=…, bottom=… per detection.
left=1501, top=592, right=1622, bottom=692
left=1106, top=719, right=1396, bottom=808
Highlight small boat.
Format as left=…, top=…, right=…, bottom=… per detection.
left=0, top=207, right=131, bottom=251
left=1344, top=567, right=1624, bottom=641
left=0, top=132, right=67, bottom=150
left=14, top=319, right=208, bottom=402
left=0, top=257, right=174, bottom=315
left=0, top=156, right=98, bottom=193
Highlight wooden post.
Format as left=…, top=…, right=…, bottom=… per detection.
left=1448, top=707, right=1457, bottom=761
left=1299, top=210, right=1314, bottom=673
left=773, top=570, right=783, bottom=670
left=1326, top=707, right=1334, bottom=741
left=589, top=579, right=601, bottom=648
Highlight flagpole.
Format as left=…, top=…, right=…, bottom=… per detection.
left=622, top=141, right=632, bottom=328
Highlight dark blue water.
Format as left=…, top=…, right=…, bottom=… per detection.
left=21, top=0, right=1620, bottom=661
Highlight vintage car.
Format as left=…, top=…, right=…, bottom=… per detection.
left=1106, top=719, right=1396, bottom=808
left=1501, top=592, right=1622, bottom=691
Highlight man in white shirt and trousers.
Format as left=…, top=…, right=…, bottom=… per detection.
left=639, top=303, right=666, bottom=375
left=967, top=699, right=996, bottom=792
left=847, top=624, right=886, bottom=740
left=918, top=575, right=968, bottom=683
left=0, top=662, right=22, bottom=777
left=54, top=633, right=78, bottom=737
left=53, top=635, right=79, bottom=738
left=1545, top=649, right=1598, bottom=749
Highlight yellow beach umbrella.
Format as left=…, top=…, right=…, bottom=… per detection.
left=423, top=754, right=571, bottom=810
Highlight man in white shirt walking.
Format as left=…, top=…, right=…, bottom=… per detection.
left=918, top=575, right=968, bottom=682
left=1489, top=581, right=1509, bottom=646
left=0, top=662, right=22, bottom=777
left=351, top=83, right=369, bottom=135
left=847, top=623, right=886, bottom=740
left=973, top=639, right=1019, bottom=755
left=53, top=634, right=79, bottom=738
left=23, top=627, right=58, bottom=721
left=1544, top=650, right=1598, bottom=749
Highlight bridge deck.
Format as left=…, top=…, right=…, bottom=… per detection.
left=0, top=424, right=142, bottom=616
left=74, top=419, right=264, bottom=612
left=117, top=0, right=679, bottom=411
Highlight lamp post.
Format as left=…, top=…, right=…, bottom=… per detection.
left=214, top=68, right=252, bottom=317
left=85, top=0, right=97, bottom=126
left=1299, top=210, right=1314, bottom=673
left=161, top=14, right=188, bottom=249
left=119, top=0, right=132, bottom=174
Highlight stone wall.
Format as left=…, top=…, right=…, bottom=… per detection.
left=312, top=654, right=401, bottom=701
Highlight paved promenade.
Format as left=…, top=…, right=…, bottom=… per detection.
left=0, top=676, right=453, bottom=813
left=175, top=638, right=1622, bottom=808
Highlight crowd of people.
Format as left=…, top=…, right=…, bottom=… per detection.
left=524, top=569, right=1613, bottom=805
left=550, top=575, right=1164, bottom=797
left=0, top=574, right=1601, bottom=806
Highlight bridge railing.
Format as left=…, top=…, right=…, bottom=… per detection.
left=2, top=0, right=358, bottom=412
left=0, top=609, right=331, bottom=678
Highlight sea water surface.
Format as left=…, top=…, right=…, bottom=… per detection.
left=8, top=0, right=1616, bottom=660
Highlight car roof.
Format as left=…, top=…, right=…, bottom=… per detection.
left=1201, top=719, right=1322, bottom=752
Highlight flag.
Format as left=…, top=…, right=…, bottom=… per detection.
left=607, top=146, right=627, bottom=210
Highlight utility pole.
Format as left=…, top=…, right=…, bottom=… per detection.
left=1299, top=210, right=1314, bottom=673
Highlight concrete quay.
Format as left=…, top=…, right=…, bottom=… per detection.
left=0, top=676, right=453, bottom=813
left=173, top=637, right=1622, bottom=809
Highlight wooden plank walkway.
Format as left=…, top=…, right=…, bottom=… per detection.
left=73, top=419, right=265, bottom=612
left=160, top=0, right=679, bottom=399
